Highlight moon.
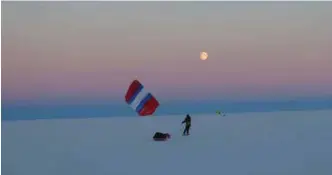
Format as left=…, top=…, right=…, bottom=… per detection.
left=200, top=52, right=208, bottom=60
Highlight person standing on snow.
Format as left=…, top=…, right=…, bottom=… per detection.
left=182, top=114, right=191, bottom=136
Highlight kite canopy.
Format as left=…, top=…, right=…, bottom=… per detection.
left=125, top=80, right=159, bottom=116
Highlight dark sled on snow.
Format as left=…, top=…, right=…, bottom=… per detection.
left=153, top=132, right=171, bottom=141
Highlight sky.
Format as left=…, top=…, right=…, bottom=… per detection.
left=2, top=2, right=332, bottom=120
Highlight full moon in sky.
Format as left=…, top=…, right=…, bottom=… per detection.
left=200, top=52, right=208, bottom=60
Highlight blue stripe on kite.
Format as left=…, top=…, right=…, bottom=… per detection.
left=136, top=93, right=152, bottom=113
left=128, top=84, right=143, bottom=104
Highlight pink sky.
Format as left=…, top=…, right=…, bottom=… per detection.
left=2, top=2, right=332, bottom=103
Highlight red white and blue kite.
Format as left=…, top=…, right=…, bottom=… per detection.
left=125, top=80, right=159, bottom=116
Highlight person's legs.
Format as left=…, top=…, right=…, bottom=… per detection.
left=186, top=124, right=191, bottom=135
left=183, top=125, right=191, bottom=135
left=183, top=126, right=188, bottom=135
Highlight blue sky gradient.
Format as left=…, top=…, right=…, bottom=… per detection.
left=3, top=96, right=332, bottom=120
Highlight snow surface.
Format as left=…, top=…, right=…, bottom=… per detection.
left=2, top=110, right=332, bottom=175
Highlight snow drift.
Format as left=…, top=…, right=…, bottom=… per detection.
left=2, top=110, right=332, bottom=175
